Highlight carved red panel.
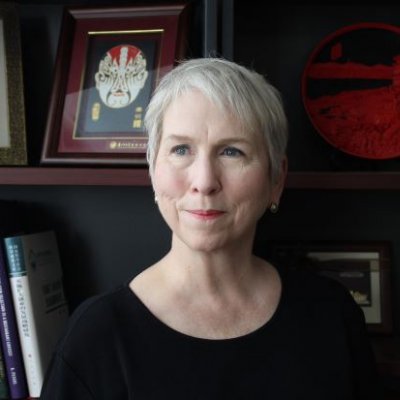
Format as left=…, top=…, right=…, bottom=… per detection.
left=302, top=23, right=400, bottom=160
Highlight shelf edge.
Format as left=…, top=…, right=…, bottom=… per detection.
left=1, top=169, right=400, bottom=189
left=0, top=167, right=151, bottom=186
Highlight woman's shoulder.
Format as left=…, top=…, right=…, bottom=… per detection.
left=277, top=266, right=367, bottom=330
left=56, top=285, right=134, bottom=357
left=71, top=284, right=130, bottom=318
left=279, top=266, right=358, bottom=306
left=42, top=285, right=141, bottom=398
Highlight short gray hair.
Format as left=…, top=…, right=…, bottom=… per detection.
left=145, top=58, right=288, bottom=182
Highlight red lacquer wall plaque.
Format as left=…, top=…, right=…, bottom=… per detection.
left=302, top=23, right=400, bottom=159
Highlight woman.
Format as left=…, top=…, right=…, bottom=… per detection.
left=41, top=58, right=381, bottom=399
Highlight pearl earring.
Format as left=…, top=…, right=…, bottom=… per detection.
left=269, top=202, right=279, bottom=213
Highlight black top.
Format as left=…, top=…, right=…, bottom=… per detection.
left=40, top=268, right=382, bottom=399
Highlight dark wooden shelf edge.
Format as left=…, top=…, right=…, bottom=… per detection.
left=0, top=167, right=151, bottom=186
left=0, top=169, right=400, bottom=188
left=286, top=172, right=400, bottom=190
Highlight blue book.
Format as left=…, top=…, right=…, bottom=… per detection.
left=0, top=202, right=28, bottom=399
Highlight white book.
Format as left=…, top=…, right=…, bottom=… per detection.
left=4, top=230, right=69, bottom=398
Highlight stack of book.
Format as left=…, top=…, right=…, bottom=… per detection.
left=0, top=200, right=69, bottom=399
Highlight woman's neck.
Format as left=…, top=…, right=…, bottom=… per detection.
left=160, top=234, right=264, bottom=301
left=129, top=235, right=281, bottom=340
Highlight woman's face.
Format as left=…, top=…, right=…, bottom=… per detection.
left=152, top=89, right=284, bottom=253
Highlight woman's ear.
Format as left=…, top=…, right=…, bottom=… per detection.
left=271, top=156, right=288, bottom=205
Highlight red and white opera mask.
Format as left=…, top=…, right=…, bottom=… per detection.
left=95, top=44, right=148, bottom=109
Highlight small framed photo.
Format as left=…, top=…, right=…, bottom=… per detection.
left=270, top=241, right=392, bottom=334
left=0, top=3, right=27, bottom=165
left=41, top=4, right=190, bottom=165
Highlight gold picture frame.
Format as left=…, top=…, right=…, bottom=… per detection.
left=0, top=2, right=27, bottom=165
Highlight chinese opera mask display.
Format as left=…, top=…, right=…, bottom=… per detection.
left=95, top=44, right=148, bottom=109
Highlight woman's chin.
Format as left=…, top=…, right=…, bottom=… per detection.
left=177, top=232, right=249, bottom=254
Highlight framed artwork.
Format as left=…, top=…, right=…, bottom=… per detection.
left=302, top=23, right=400, bottom=160
left=0, top=3, right=27, bottom=165
left=41, top=4, right=190, bottom=165
left=270, top=241, right=392, bottom=333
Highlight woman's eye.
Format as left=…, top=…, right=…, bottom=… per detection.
left=171, top=144, right=190, bottom=156
left=221, top=147, right=244, bottom=157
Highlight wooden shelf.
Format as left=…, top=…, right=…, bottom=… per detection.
left=0, top=168, right=399, bottom=188
left=0, top=167, right=151, bottom=186
left=287, top=172, right=400, bottom=190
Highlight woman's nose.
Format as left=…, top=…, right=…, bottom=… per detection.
left=189, top=155, right=221, bottom=196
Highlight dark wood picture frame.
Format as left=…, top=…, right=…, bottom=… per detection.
left=41, top=4, right=190, bottom=165
left=0, top=2, right=27, bottom=165
left=270, top=241, right=392, bottom=334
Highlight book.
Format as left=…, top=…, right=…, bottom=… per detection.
left=0, top=244, right=28, bottom=399
left=0, top=344, right=9, bottom=399
left=4, top=230, right=69, bottom=398
left=0, top=200, right=28, bottom=399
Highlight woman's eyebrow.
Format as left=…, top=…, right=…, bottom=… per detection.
left=217, top=138, right=252, bottom=145
left=162, top=134, right=193, bottom=142
left=163, top=134, right=251, bottom=145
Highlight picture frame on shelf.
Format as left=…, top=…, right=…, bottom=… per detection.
left=41, top=4, right=190, bottom=165
left=0, top=3, right=27, bottom=166
left=270, top=240, right=392, bottom=334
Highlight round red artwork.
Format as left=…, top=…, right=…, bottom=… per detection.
left=302, top=23, right=400, bottom=159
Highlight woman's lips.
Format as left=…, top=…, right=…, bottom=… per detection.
left=186, top=209, right=225, bottom=220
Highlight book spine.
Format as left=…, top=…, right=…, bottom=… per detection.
left=4, top=237, right=43, bottom=399
left=0, top=345, right=9, bottom=399
left=0, top=244, right=28, bottom=399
